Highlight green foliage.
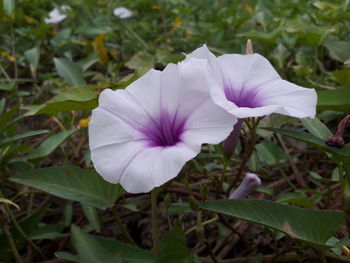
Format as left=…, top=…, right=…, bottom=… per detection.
left=10, top=166, right=125, bottom=209
left=54, top=58, right=87, bottom=86
left=70, top=225, right=122, bottom=263
left=156, top=228, right=191, bottom=263
left=200, top=199, right=345, bottom=250
left=269, top=128, right=350, bottom=162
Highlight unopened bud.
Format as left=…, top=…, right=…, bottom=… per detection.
left=229, top=173, right=261, bottom=199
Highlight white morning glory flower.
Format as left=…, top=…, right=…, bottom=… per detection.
left=89, top=60, right=236, bottom=193
left=44, top=6, right=70, bottom=24
left=229, top=173, right=261, bottom=199
left=113, top=7, right=133, bottom=19
left=185, top=45, right=317, bottom=119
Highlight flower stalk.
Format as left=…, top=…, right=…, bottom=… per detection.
left=151, top=188, right=160, bottom=252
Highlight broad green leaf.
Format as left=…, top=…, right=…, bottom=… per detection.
left=286, top=19, right=335, bottom=46
left=300, top=118, right=332, bottom=139
left=156, top=228, right=190, bottom=263
left=30, top=224, right=67, bottom=240
left=125, top=51, right=155, bottom=76
left=26, top=129, right=77, bottom=159
left=333, top=69, right=350, bottom=87
left=24, top=47, right=40, bottom=72
left=200, top=199, right=345, bottom=250
left=69, top=227, right=156, bottom=263
left=276, top=193, right=316, bottom=208
left=324, top=39, right=350, bottom=63
left=0, top=130, right=49, bottom=148
left=3, top=0, right=14, bottom=15
left=255, top=141, right=287, bottom=164
left=269, top=128, right=350, bottom=162
left=54, top=58, right=86, bottom=86
left=10, top=166, right=125, bottom=209
left=81, top=203, right=101, bottom=232
left=24, top=100, right=98, bottom=116
left=97, top=236, right=156, bottom=263
left=317, top=89, right=350, bottom=112
left=23, top=86, right=99, bottom=115
left=71, top=225, right=120, bottom=263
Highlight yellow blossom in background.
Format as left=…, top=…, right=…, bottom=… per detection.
left=0, top=51, right=16, bottom=62
left=244, top=4, right=253, bottom=13
left=172, top=16, right=182, bottom=31
left=24, top=15, right=37, bottom=24
left=184, top=31, right=192, bottom=39
left=152, top=5, right=161, bottom=10
left=93, top=34, right=109, bottom=64
left=78, top=117, right=91, bottom=129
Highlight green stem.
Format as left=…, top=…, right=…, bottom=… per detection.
left=151, top=188, right=160, bottom=252
left=185, top=215, right=219, bottom=235
left=1, top=221, right=24, bottom=263
left=0, top=189, right=46, bottom=259
left=112, top=207, right=137, bottom=247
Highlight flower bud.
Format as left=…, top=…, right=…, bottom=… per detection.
left=229, top=173, right=261, bottom=199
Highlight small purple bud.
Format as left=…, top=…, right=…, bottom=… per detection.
left=223, top=118, right=243, bottom=159
left=229, top=173, right=261, bottom=199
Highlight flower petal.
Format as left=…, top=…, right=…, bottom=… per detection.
left=218, top=53, right=280, bottom=90
left=97, top=88, right=149, bottom=129
left=89, top=107, right=139, bottom=150
left=256, top=79, right=317, bottom=118
left=126, top=69, right=162, bottom=118
left=91, top=141, right=145, bottom=185
left=185, top=45, right=222, bottom=81
left=182, top=98, right=236, bottom=149
left=120, top=143, right=197, bottom=193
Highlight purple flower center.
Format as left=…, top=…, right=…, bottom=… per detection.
left=139, top=110, right=186, bottom=147
left=224, top=80, right=261, bottom=108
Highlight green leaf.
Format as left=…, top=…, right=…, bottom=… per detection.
left=54, top=58, right=86, bottom=86
left=156, top=228, right=190, bottom=263
left=324, top=39, right=350, bottom=63
left=269, top=128, right=350, bottom=162
left=300, top=118, right=332, bottom=139
left=3, top=0, right=14, bottom=15
left=96, top=236, right=156, bottom=263
left=125, top=51, right=155, bottom=76
left=317, top=89, right=350, bottom=113
left=333, top=69, right=350, bottom=87
left=24, top=47, right=40, bottom=72
left=276, top=193, right=316, bottom=208
left=0, top=130, right=49, bottom=148
left=67, top=227, right=156, bottom=263
left=30, top=224, right=67, bottom=240
left=200, top=199, right=345, bottom=250
left=255, top=141, right=287, bottom=164
left=238, top=25, right=282, bottom=44
left=0, top=105, right=18, bottom=135
left=63, top=201, right=73, bottom=226
left=23, top=86, right=99, bottom=115
left=81, top=203, right=101, bottom=233
left=71, top=225, right=121, bottom=263
left=26, top=129, right=77, bottom=159
left=10, top=166, right=124, bottom=209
